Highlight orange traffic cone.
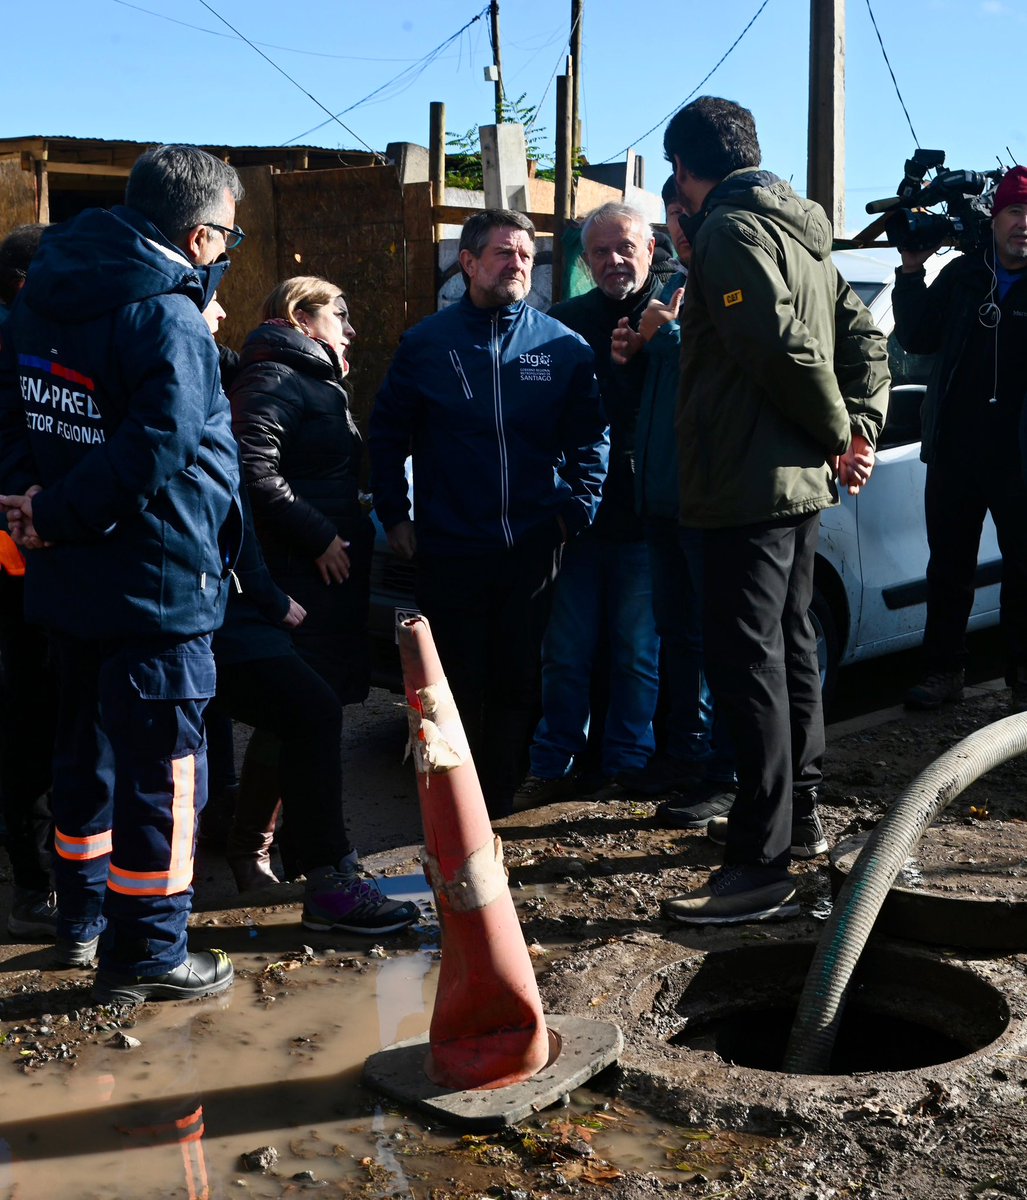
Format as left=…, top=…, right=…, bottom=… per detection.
left=399, top=614, right=554, bottom=1090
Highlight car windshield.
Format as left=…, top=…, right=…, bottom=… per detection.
left=848, top=280, right=886, bottom=308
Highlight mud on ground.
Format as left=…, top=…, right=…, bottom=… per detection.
left=0, top=687, right=1025, bottom=1198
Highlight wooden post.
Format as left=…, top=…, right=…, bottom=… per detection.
left=570, top=0, right=584, bottom=158
left=807, top=0, right=846, bottom=235
left=34, top=153, right=49, bottom=224
left=552, top=74, right=573, bottom=305
left=430, top=101, right=446, bottom=243
left=490, top=0, right=505, bottom=123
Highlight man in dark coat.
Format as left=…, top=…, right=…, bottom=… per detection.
left=369, top=209, right=608, bottom=819
left=659, top=98, right=889, bottom=925
left=515, top=202, right=662, bottom=807
left=0, top=145, right=244, bottom=1002
left=894, top=166, right=1027, bottom=711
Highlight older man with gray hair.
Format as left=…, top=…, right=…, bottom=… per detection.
left=0, top=145, right=244, bottom=1002
left=514, top=202, right=663, bottom=808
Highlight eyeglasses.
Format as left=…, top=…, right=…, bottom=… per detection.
left=205, top=223, right=246, bottom=250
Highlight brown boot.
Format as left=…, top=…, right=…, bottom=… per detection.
left=227, top=800, right=281, bottom=892
left=227, top=730, right=284, bottom=893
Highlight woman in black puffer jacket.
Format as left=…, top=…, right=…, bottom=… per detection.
left=230, top=276, right=374, bottom=706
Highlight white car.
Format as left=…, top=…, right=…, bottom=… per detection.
left=811, top=249, right=1000, bottom=702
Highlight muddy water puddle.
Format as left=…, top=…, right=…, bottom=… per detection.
left=0, top=873, right=760, bottom=1198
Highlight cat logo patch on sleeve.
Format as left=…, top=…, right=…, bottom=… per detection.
left=723, top=289, right=744, bottom=307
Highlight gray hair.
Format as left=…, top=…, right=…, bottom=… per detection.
left=125, top=145, right=244, bottom=242
left=580, top=202, right=653, bottom=251
left=459, top=208, right=536, bottom=259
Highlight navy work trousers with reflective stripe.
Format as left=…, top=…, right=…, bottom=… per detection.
left=50, top=632, right=214, bottom=976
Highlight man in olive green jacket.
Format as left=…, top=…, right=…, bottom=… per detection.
left=659, top=97, right=890, bottom=926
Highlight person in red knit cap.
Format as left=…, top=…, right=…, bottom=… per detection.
left=894, top=164, right=1027, bottom=710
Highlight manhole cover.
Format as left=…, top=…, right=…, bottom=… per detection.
left=829, top=821, right=1027, bottom=950
left=666, top=942, right=1009, bottom=1075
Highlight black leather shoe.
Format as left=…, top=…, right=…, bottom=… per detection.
left=93, top=949, right=234, bottom=1005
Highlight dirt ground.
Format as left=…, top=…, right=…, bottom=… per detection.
left=1, top=684, right=1026, bottom=1198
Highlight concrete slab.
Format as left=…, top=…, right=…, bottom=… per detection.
left=363, top=1014, right=623, bottom=1130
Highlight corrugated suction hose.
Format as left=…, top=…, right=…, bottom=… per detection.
left=784, top=711, right=1027, bottom=1075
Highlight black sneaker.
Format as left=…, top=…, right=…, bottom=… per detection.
left=302, top=865, right=420, bottom=935
left=93, top=949, right=234, bottom=1004
left=512, top=773, right=578, bottom=812
left=654, top=782, right=735, bottom=829
left=617, top=753, right=705, bottom=797
left=7, top=888, right=58, bottom=940
left=661, top=864, right=798, bottom=925
left=904, top=669, right=964, bottom=710
left=790, top=813, right=829, bottom=858
left=706, top=813, right=829, bottom=859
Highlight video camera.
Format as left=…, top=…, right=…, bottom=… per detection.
left=865, top=149, right=1002, bottom=254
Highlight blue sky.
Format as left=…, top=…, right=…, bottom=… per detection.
left=5, top=0, right=1025, bottom=234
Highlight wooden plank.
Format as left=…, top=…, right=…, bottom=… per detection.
left=0, top=161, right=37, bottom=234
left=433, top=203, right=558, bottom=234
left=38, top=161, right=132, bottom=178
left=403, top=181, right=435, bottom=328
left=272, top=166, right=408, bottom=431
left=216, top=165, right=277, bottom=355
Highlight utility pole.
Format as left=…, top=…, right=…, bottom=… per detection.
left=569, top=0, right=583, bottom=157
left=807, top=0, right=846, bottom=235
left=489, top=0, right=505, bottom=123
left=553, top=74, right=574, bottom=304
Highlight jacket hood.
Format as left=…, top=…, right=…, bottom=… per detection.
left=237, top=319, right=342, bottom=380
left=687, top=169, right=834, bottom=263
left=21, top=205, right=226, bottom=323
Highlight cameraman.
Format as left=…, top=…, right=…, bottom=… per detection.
left=894, top=166, right=1027, bottom=710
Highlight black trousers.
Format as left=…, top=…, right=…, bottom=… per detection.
left=211, top=652, right=349, bottom=874
left=0, top=573, right=56, bottom=892
left=702, top=512, right=824, bottom=869
left=923, top=454, right=1027, bottom=682
left=415, top=529, right=559, bottom=819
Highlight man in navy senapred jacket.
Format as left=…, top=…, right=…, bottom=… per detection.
left=0, top=145, right=243, bottom=1003
left=369, top=208, right=609, bottom=818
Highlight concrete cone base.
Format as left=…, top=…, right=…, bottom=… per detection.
left=362, top=1014, right=623, bottom=1130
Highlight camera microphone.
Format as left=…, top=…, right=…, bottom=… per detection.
left=865, top=196, right=903, bottom=214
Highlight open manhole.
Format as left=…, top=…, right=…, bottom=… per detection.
left=666, top=942, right=1010, bottom=1075
left=829, top=823, right=1027, bottom=950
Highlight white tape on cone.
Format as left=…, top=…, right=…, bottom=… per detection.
left=407, top=679, right=472, bottom=774
left=421, top=835, right=509, bottom=912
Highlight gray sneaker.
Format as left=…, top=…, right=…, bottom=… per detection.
left=661, top=864, right=799, bottom=926
left=707, top=813, right=829, bottom=859
left=904, top=669, right=964, bottom=710
left=7, top=888, right=58, bottom=940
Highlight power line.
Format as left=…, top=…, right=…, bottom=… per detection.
left=595, top=0, right=773, bottom=165
left=284, top=3, right=491, bottom=146
left=112, top=0, right=438, bottom=62
left=193, top=0, right=381, bottom=155
left=524, top=7, right=581, bottom=131
left=864, top=0, right=920, bottom=148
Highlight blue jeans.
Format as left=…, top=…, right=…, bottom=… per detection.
left=530, top=535, right=659, bottom=778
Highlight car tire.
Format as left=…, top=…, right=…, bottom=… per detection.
left=809, top=585, right=840, bottom=711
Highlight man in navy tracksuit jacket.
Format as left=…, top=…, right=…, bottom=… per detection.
left=0, top=145, right=243, bottom=1003
left=369, top=209, right=608, bottom=818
